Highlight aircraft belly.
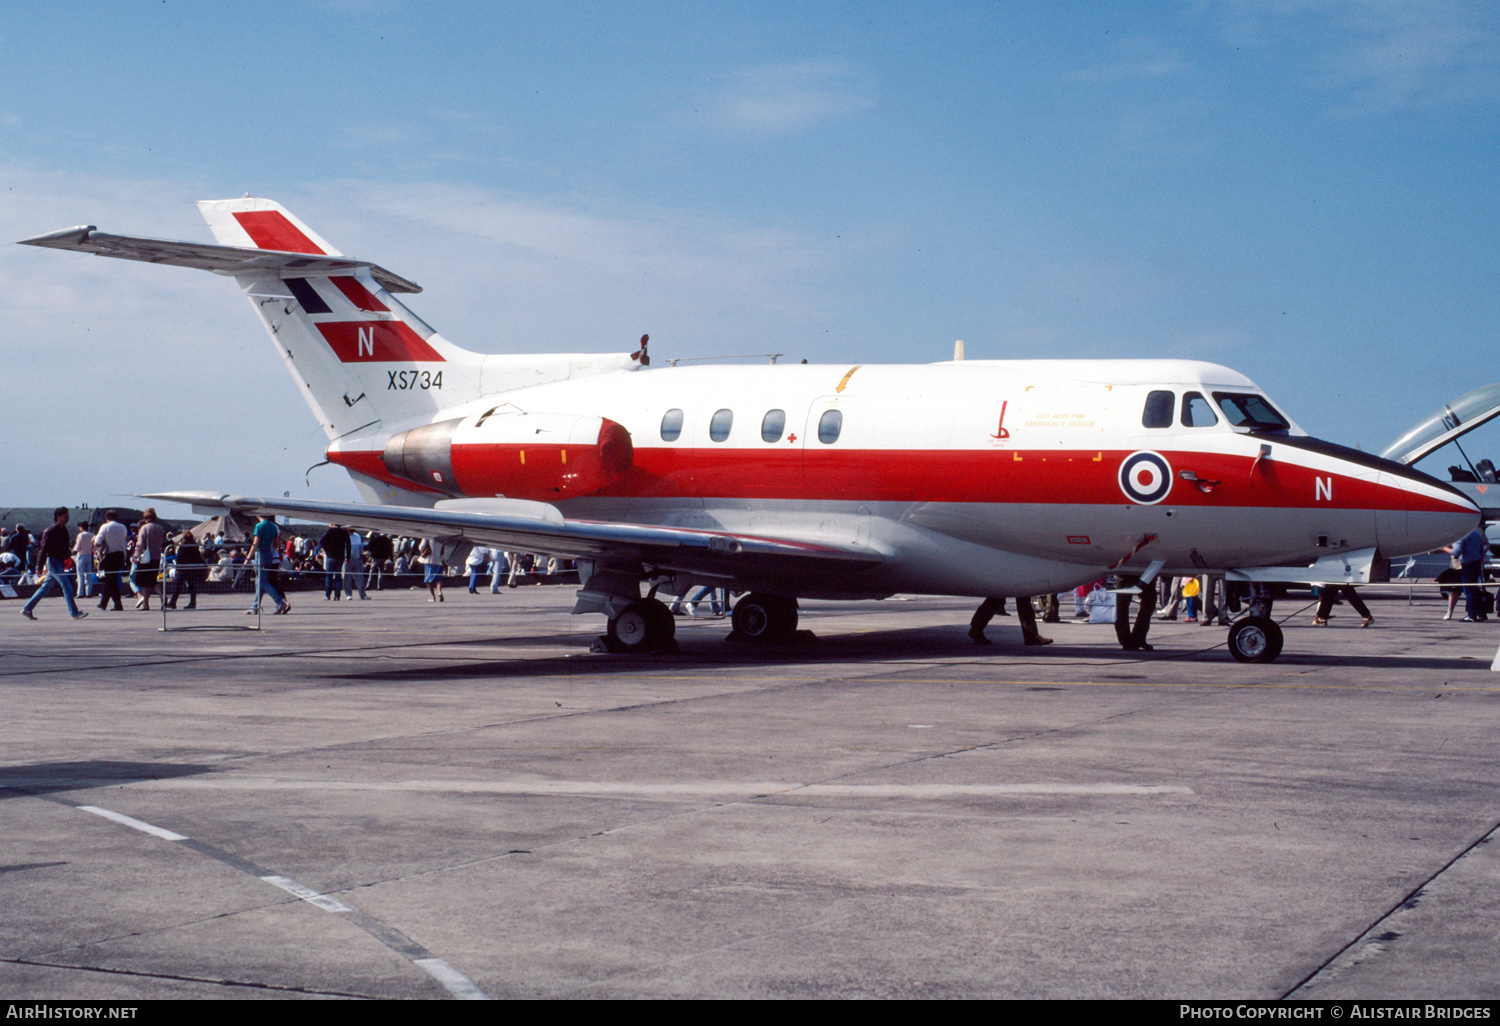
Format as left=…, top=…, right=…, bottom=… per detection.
left=559, top=496, right=1385, bottom=587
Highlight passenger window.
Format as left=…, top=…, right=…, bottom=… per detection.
left=761, top=409, right=786, bottom=443
left=818, top=409, right=843, bottom=444
left=709, top=409, right=733, bottom=442
left=660, top=408, right=684, bottom=442
left=1181, top=392, right=1218, bottom=428
left=1142, top=390, right=1174, bottom=429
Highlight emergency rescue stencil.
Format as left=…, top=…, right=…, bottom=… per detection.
left=1119, top=450, right=1173, bottom=504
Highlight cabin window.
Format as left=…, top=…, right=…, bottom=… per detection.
left=761, top=409, right=786, bottom=443
left=660, top=408, right=684, bottom=441
left=1142, top=390, right=1174, bottom=428
left=1181, top=392, right=1218, bottom=428
left=709, top=408, right=734, bottom=442
left=818, top=409, right=843, bottom=444
left=1213, top=392, right=1290, bottom=432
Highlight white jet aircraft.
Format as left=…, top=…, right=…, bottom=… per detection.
left=21, top=198, right=1479, bottom=661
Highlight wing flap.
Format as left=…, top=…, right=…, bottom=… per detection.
left=18, top=227, right=421, bottom=294
left=143, top=492, right=887, bottom=575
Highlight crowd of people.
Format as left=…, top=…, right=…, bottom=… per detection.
left=4, top=509, right=579, bottom=620
left=9, top=510, right=1495, bottom=642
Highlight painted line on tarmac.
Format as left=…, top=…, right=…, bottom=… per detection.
left=122, top=777, right=1193, bottom=799
left=259, top=874, right=356, bottom=913
left=25, top=792, right=489, bottom=1000
left=79, top=805, right=188, bottom=841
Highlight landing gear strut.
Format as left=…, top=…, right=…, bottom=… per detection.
left=729, top=593, right=799, bottom=643
left=604, top=598, right=677, bottom=653
left=1227, top=616, right=1283, bottom=663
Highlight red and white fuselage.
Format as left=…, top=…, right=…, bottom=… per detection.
left=324, top=358, right=1476, bottom=598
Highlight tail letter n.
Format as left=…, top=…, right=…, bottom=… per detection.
left=358, top=326, right=374, bottom=357
left=1315, top=476, right=1333, bottom=502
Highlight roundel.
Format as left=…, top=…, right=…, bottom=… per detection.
left=1118, top=450, right=1173, bottom=505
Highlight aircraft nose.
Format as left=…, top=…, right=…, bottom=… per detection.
left=1375, top=466, right=1480, bottom=557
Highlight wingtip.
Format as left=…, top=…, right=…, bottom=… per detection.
left=17, top=225, right=96, bottom=247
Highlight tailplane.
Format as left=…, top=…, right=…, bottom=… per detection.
left=20, top=197, right=644, bottom=445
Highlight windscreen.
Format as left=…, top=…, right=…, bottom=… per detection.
left=1212, top=392, right=1290, bottom=432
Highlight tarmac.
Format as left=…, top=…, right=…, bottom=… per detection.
left=2, top=583, right=1498, bottom=1000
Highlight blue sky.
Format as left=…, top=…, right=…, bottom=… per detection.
left=2, top=1, right=1497, bottom=510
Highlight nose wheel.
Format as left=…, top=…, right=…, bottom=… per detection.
left=1227, top=616, right=1283, bottom=663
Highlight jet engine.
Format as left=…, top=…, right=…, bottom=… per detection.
left=377, top=409, right=634, bottom=500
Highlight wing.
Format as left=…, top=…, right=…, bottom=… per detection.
left=145, top=492, right=887, bottom=578
left=18, top=226, right=421, bottom=294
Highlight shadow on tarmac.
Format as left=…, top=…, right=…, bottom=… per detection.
left=320, top=623, right=1492, bottom=682
left=0, top=760, right=216, bottom=799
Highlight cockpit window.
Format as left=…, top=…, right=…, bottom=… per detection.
left=1213, top=392, right=1290, bottom=432
left=1142, top=390, right=1174, bottom=429
left=1181, top=392, right=1218, bottom=428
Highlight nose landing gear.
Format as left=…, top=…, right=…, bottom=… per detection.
left=1227, top=616, right=1283, bottom=663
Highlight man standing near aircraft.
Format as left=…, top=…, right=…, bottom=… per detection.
left=248, top=515, right=291, bottom=616
left=1454, top=525, right=1490, bottom=623
left=969, top=596, right=1051, bottom=647
left=94, top=510, right=129, bottom=612
left=321, top=523, right=351, bottom=600
left=345, top=529, right=369, bottom=600
left=1114, top=575, right=1157, bottom=651
left=20, top=508, right=87, bottom=621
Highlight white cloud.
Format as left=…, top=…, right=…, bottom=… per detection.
left=0, top=166, right=853, bottom=507
left=1214, top=0, right=1500, bottom=112
left=696, top=60, right=875, bottom=136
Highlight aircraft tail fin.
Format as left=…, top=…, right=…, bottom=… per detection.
left=20, top=197, right=645, bottom=454
left=194, top=197, right=491, bottom=442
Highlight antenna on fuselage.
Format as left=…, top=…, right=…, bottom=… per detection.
left=953, top=339, right=965, bottom=361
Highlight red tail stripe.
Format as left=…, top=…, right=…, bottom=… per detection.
left=330, top=275, right=389, bottom=312
left=232, top=211, right=325, bottom=254
left=316, top=321, right=445, bottom=363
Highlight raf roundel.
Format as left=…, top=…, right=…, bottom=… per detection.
left=1118, top=450, right=1173, bottom=505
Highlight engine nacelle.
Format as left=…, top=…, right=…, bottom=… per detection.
left=377, top=410, right=634, bottom=500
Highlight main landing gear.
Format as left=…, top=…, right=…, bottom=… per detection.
left=728, top=593, right=799, bottom=644
left=597, top=592, right=800, bottom=654
left=1226, top=616, right=1283, bottom=663
left=602, top=598, right=677, bottom=654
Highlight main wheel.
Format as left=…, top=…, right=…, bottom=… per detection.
left=606, top=598, right=674, bottom=653
left=731, top=593, right=798, bottom=642
left=1227, top=616, right=1283, bottom=663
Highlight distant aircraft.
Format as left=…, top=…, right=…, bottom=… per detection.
left=21, top=199, right=1479, bottom=661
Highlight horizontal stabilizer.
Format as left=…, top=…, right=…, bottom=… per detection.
left=142, top=492, right=887, bottom=575
left=17, top=227, right=421, bottom=293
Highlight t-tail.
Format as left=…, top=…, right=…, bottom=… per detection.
left=20, top=196, right=644, bottom=445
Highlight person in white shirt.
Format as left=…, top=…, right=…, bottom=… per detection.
left=344, top=530, right=369, bottom=600
left=94, top=510, right=131, bottom=612
left=73, top=525, right=96, bottom=598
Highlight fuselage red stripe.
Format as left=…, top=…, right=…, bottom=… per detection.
left=330, top=444, right=1463, bottom=512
